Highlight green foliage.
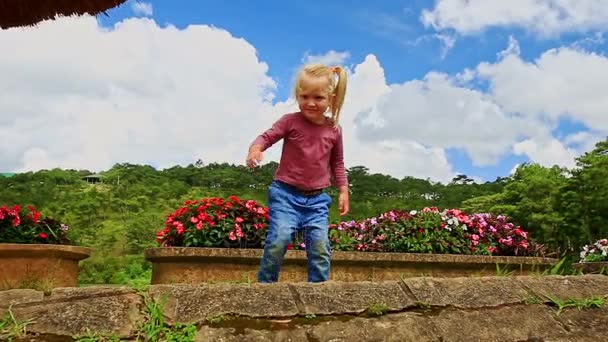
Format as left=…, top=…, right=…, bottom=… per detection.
left=78, top=255, right=151, bottom=286
left=366, top=303, right=389, bottom=316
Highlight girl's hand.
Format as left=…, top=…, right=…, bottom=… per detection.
left=246, top=145, right=264, bottom=168
left=338, top=186, right=350, bottom=216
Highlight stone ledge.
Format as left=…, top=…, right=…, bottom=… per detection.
left=402, top=276, right=531, bottom=308
left=1, top=287, right=144, bottom=339
left=290, top=281, right=417, bottom=315
left=149, top=283, right=299, bottom=324
left=0, top=276, right=606, bottom=341
left=516, top=275, right=608, bottom=301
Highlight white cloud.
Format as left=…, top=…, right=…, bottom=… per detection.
left=476, top=46, right=608, bottom=132
left=513, top=137, right=577, bottom=168
left=497, top=35, right=521, bottom=60
left=302, top=50, right=351, bottom=66
left=0, top=16, right=275, bottom=173
left=564, top=131, right=605, bottom=154
left=131, top=2, right=153, bottom=17
left=421, top=0, right=608, bottom=37
left=435, top=33, right=456, bottom=58
left=338, top=55, right=458, bottom=183
left=353, top=71, right=529, bottom=167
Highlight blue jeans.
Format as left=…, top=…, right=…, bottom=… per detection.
left=258, top=180, right=332, bottom=283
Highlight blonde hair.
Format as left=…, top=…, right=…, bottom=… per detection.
left=294, top=64, right=347, bottom=126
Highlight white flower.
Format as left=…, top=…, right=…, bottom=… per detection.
left=409, top=210, right=417, bottom=215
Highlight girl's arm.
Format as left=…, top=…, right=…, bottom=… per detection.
left=247, top=115, right=290, bottom=168
left=330, top=128, right=349, bottom=215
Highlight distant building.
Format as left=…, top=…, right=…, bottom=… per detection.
left=82, top=174, right=103, bottom=184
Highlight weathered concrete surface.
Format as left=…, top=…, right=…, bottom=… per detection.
left=196, top=325, right=309, bottom=342
left=0, top=286, right=143, bottom=340
left=431, top=305, right=566, bottom=341
left=0, top=289, right=43, bottom=308
left=291, top=281, right=417, bottom=315
left=0, top=275, right=607, bottom=341
left=307, top=313, right=440, bottom=342
left=403, top=276, right=531, bottom=308
left=149, top=283, right=299, bottom=324
left=145, top=247, right=558, bottom=283
left=517, top=275, right=608, bottom=301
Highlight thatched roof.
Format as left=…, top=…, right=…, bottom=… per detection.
left=0, top=0, right=127, bottom=29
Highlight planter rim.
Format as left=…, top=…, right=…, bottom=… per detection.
left=144, top=247, right=558, bottom=265
left=0, top=243, right=91, bottom=260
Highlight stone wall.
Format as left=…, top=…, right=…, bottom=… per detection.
left=1, top=275, right=607, bottom=341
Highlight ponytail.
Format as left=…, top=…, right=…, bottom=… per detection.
left=330, top=66, right=347, bottom=126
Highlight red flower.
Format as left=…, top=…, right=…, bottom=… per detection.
left=235, top=217, right=244, bottom=223
left=39, top=233, right=48, bottom=239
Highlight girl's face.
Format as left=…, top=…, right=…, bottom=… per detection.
left=296, top=75, right=333, bottom=124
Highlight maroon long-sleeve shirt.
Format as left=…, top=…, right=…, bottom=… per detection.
left=251, top=112, right=348, bottom=191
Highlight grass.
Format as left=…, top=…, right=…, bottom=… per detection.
left=134, top=293, right=196, bottom=341
left=545, top=295, right=606, bottom=315
left=0, top=305, right=35, bottom=340
left=495, top=264, right=516, bottom=277
left=365, top=303, right=389, bottom=317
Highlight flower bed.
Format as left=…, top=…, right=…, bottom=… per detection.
left=146, top=197, right=557, bottom=283
left=575, top=239, right=608, bottom=274
left=154, top=200, right=544, bottom=257
left=0, top=205, right=90, bottom=290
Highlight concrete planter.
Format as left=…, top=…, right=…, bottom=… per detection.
left=574, top=261, right=608, bottom=274
left=145, top=247, right=558, bottom=284
left=0, top=243, right=91, bottom=290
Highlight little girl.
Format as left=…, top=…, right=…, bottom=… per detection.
left=246, top=64, right=349, bottom=283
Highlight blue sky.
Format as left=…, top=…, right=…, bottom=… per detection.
left=2, top=0, right=607, bottom=182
